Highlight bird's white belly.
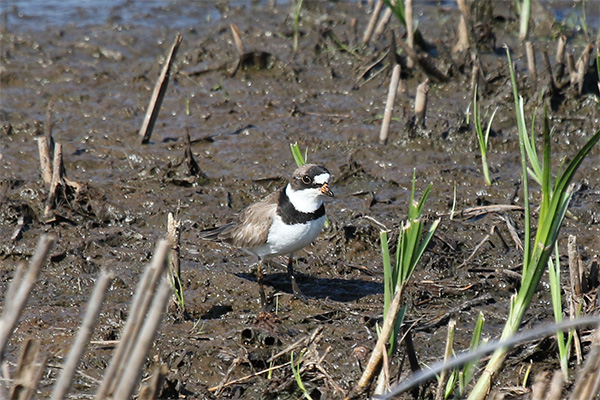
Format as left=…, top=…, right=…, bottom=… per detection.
left=251, top=215, right=325, bottom=259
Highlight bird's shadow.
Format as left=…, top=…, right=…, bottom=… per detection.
left=235, top=272, right=383, bottom=303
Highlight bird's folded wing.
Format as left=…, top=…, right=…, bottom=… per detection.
left=229, top=193, right=278, bottom=248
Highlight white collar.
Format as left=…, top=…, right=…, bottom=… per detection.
left=285, top=183, right=324, bottom=213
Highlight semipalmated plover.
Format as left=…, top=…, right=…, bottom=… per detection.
left=200, top=164, right=334, bottom=305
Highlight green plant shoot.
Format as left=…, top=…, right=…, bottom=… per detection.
left=290, top=142, right=307, bottom=167
left=445, top=312, right=485, bottom=398
left=548, top=242, right=579, bottom=380
left=473, top=85, right=498, bottom=186
left=467, top=46, right=600, bottom=400
left=291, top=350, right=312, bottom=400
left=293, top=0, right=303, bottom=53
left=381, top=170, right=440, bottom=354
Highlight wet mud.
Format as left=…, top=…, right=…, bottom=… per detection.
left=1, top=0, right=599, bottom=399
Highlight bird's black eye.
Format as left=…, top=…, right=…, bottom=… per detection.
left=302, top=175, right=312, bottom=184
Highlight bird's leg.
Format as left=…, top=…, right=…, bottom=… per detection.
left=287, top=254, right=308, bottom=304
left=257, top=260, right=268, bottom=309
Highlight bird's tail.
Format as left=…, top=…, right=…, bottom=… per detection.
left=198, top=224, right=234, bottom=242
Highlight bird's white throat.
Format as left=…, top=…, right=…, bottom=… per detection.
left=285, top=183, right=324, bottom=213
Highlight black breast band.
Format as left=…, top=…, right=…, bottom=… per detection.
left=278, top=190, right=325, bottom=224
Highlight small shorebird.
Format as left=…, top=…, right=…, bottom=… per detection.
left=199, top=164, right=334, bottom=305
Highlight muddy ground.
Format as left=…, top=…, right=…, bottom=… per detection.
left=1, top=0, right=600, bottom=399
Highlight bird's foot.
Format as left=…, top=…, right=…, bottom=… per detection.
left=291, top=278, right=309, bottom=304
left=258, top=284, right=275, bottom=312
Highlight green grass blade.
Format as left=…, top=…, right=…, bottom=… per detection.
left=467, top=47, right=597, bottom=400
left=474, top=86, right=484, bottom=148
left=382, top=0, right=406, bottom=27
left=415, top=183, right=433, bottom=217
left=522, top=188, right=574, bottom=313
left=408, top=169, right=417, bottom=219
left=484, top=108, right=497, bottom=146
left=548, top=243, right=568, bottom=378
left=411, top=219, right=440, bottom=278
left=525, top=105, right=542, bottom=184
left=519, top=97, right=542, bottom=185
left=400, top=224, right=415, bottom=283
left=291, top=350, right=313, bottom=400
left=538, top=108, right=552, bottom=233
left=461, top=313, right=485, bottom=395
left=293, top=0, right=303, bottom=53
left=519, top=0, right=531, bottom=40
left=507, top=46, right=532, bottom=277
left=506, top=47, right=532, bottom=265
left=389, top=305, right=406, bottom=356
left=290, top=142, right=306, bottom=167
left=445, top=369, right=458, bottom=399
left=470, top=312, right=485, bottom=350
left=395, top=222, right=403, bottom=281
left=473, top=84, right=495, bottom=186
left=381, top=230, right=393, bottom=319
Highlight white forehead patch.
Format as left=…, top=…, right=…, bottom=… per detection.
left=313, top=173, right=330, bottom=185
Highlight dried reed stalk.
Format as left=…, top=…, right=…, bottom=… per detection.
left=555, top=35, right=567, bottom=63
left=379, top=62, right=401, bottom=145
left=454, top=0, right=484, bottom=87
left=138, top=365, right=168, bottom=400
left=414, top=78, right=429, bottom=127
left=404, top=0, right=414, bottom=68
left=542, top=50, right=556, bottom=91
left=569, top=327, right=600, bottom=400
left=362, top=0, right=384, bottom=45
left=518, top=0, right=531, bottom=41
left=42, top=141, right=85, bottom=219
left=44, top=142, right=65, bottom=218
left=435, top=319, right=456, bottom=400
left=568, top=235, right=583, bottom=298
left=9, top=339, right=46, bottom=400
left=95, top=239, right=170, bottom=399
left=452, top=14, right=469, bottom=54
left=113, top=276, right=171, bottom=399
left=525, top=41, right=537, bottom=82
left=568, top=235, right=584, bottom=365
left=575, top=43, right=594, bottom=95
left=0, top=235, right=55, bottom=359
left=3, top=262, right=26, bottom=311
left=167, top=212, right=183, bottom=310
left=547, top=370, right=564, bottom=400
left=50, top=269, right=114, bottom=400
left=373, top=2, right=394, bottom=41
left=39, top=100, right=56, bottom=184
left=530, top=370, right=550, bottom=400
left=454, top=0, right=473, bottom=46
left=567, top=53, right=577, bottom=88
left=373, top=343, right=390, bottom=395
left=37, top=136, right=53, bottom=185
left=350, top=17, right=358, bottom=47
left=554, top=35, right=567, bottom=82
left=470, top=63, right=480, bottom=93
left=139, top=33, right=183, bottom=145
left=230, top=24, right=244, bottom=55
left=350, top=283, right=407, bottom=397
